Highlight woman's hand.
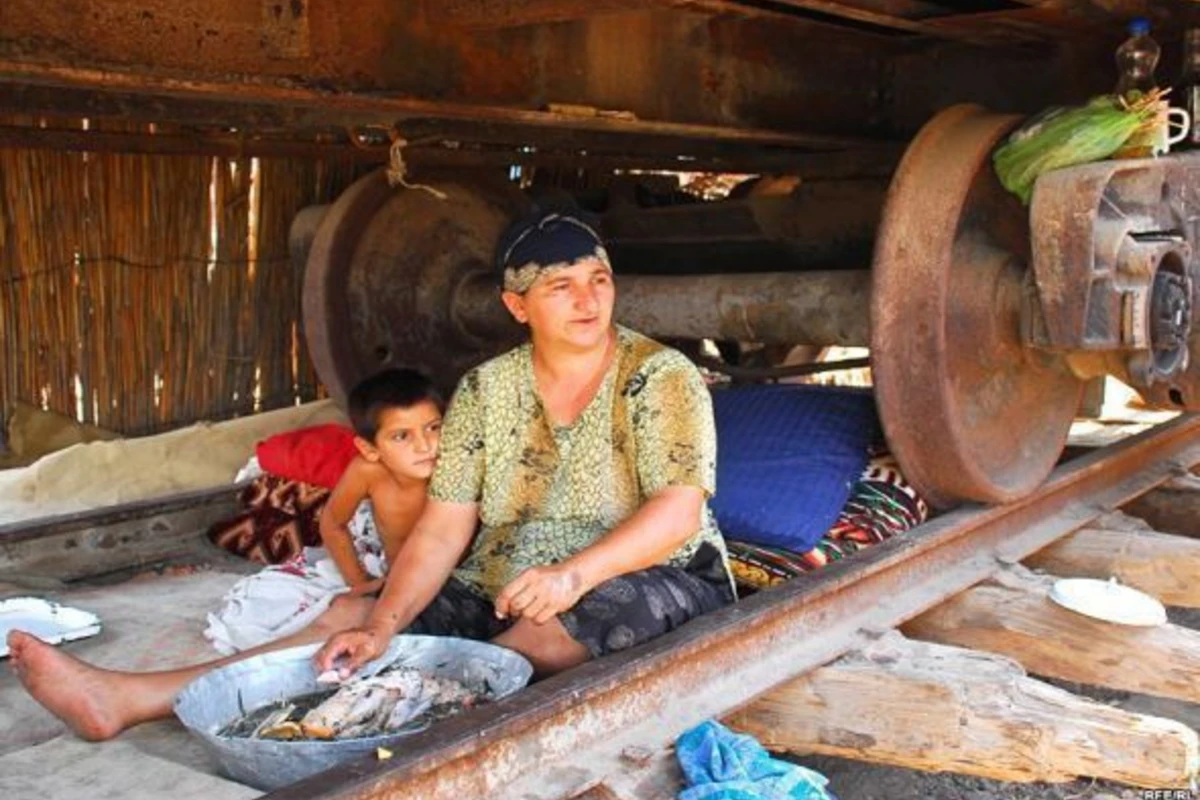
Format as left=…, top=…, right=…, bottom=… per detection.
left=314, top=626, right=388, bottom=677
left=495, top=563, right=587, bottom=625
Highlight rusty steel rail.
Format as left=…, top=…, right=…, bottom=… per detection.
left=265, top=413, right=1200, bottom=800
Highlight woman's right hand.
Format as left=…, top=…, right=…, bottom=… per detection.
left=314, top=627, right=387, bottom=676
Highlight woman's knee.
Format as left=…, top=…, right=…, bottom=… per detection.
left=493, top=617, right=589, bottom=676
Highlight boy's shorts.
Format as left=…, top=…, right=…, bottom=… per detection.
left=405, top=543, right=734, bottom=658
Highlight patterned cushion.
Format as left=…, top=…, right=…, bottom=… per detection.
left=727, top=454, right=928, bottom=591
left=710, top=384, right=881, bottom=552
left=207, top=475, right=329, bottom=565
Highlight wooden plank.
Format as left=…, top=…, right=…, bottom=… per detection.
left=1123, top=474, right=1200, bottom=539
left=727, top=632, right=1198, bottom=788
left=903, top=566, right=1200, bottom=705
left=1024, top=514, right=1200, bottom=607
left=0, top=485, right=238, bottom=582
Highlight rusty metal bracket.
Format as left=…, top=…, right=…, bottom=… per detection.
left=1028, top=154, right=1200, bottom=391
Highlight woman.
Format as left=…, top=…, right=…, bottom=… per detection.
left=7, top=210, right=734, bottom=741
left=318, top=209, right=734, bottom=676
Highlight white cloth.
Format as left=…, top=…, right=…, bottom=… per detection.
left=203, top=501, right=388, bottom=655
left=203, top=549, right=346, bottom=655
left=233, top=455, right=265, bottom=484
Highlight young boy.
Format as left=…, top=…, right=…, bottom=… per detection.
left=204, top=368, right=442, bottom=654
left=319, top=368, right=444, bottom=595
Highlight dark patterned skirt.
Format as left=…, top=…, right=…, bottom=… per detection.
left=407, top=542, right=735, bottom=658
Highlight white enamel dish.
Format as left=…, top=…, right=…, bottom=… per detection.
left=0, top=597, right=102, bottom=657
left=1048, top=577, right=1168, bottom=627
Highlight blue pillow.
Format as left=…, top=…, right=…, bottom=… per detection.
left=710, top=384, right=881, bottom=552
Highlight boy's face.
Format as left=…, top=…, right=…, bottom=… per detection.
left=356, top=399, right=443, bottom=482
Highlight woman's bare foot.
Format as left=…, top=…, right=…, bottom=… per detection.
left=7, top=630, right=132, bottom=741
left=7, top=605, right=361, bottom=742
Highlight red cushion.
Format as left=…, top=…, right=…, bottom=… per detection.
left=255, top=424, right=357, bottom=488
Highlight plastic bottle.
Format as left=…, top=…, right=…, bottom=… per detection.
left=1115, top=17, right=1160, bottom=97
left=1174, top=27, right=1200, bottom=149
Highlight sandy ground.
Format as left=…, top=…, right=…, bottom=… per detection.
left=0, top=567, right=259, bottom=800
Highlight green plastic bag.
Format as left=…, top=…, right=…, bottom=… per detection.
left=993, top=93, right=1159, bottom=205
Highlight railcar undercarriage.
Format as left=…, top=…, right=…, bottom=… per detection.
left=5, top=2, right=1200, bottom=505
left=5, top=4, right=1200, bottom=798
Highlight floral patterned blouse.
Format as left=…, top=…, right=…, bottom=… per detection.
left=429, top=326, right=729, bottom=600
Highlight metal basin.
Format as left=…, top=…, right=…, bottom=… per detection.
left=174, top=635, right=533, bottom=790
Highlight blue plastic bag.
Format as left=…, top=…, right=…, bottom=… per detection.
left=676, top=720, right=837, bottom=800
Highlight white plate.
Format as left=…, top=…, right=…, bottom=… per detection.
left=1048, top=578, right=1167, bottom=627
left=0, top=597, right=102, bottom=657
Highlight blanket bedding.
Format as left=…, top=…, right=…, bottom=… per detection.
left=726, top=454, right=928, bottom=591
left=207, top=475, right=329, bottom=565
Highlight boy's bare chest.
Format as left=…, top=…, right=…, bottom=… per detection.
left=366, top=480, right=422, bottom=541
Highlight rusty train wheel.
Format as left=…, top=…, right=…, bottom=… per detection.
left=303, top=169, right=528, bottom=403
left=871, top=105, right=1084, bottom=508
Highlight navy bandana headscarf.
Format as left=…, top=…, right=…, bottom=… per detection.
left=495, top=211, right=612, bottom=294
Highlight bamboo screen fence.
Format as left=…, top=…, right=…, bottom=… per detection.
left=0, top=119, right=365, bottom=437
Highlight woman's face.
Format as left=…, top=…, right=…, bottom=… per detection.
left=502, top=257, right=615, bottom=351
